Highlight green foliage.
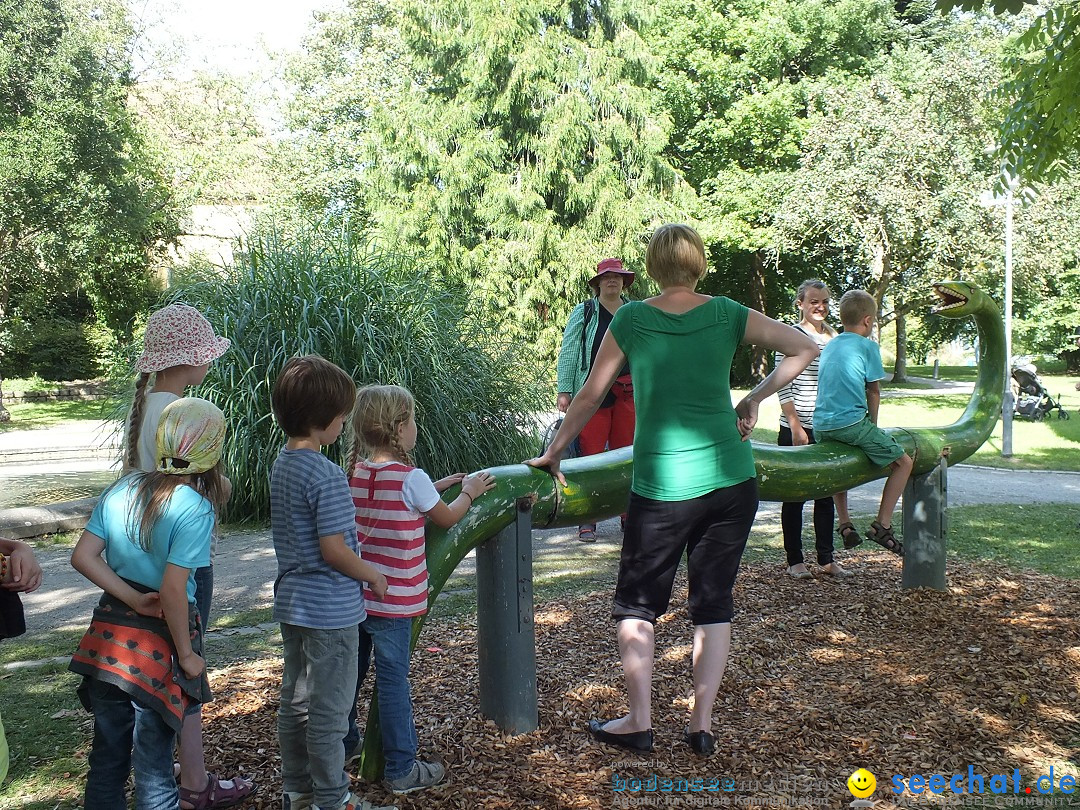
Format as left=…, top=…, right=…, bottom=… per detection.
left=651, top=0, right=896, bottom=248
left=156, top=225, right=548, bottom=522
left=939, top=0, right=1080, bottom=186
left=0, top=0, right=179, bottom=366
left=0, top=316, right=97, bottom=380
left=774, top=22, right=1004, bottom=373
left=284, top=0, right=691, bottom=360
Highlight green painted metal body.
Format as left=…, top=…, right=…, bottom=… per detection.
left=359, top=281, right=1003, bottom=779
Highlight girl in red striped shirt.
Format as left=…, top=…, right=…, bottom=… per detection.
left=345, top=384, right=494, bottom=794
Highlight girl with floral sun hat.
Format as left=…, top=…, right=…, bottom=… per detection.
left=72, top=397, right=253, bottom=809
left=121, top=304, right=252, bottom=809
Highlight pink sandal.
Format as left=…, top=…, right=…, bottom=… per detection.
left=179, top=773, right=256, bottom=809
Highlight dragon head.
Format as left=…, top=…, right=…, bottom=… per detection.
left=931, top=281, right=993, bottom=319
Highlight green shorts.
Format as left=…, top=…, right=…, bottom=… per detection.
left=818, top=415, right=905, bottom=467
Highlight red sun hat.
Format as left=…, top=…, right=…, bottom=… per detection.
left=135, top=303, right=231, bottom=373
left=588, top=257, right=635, bottom=289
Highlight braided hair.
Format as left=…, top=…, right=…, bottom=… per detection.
left=349, top=385, right=416, bottom=470
left=124, top=372, right=152, bottom=472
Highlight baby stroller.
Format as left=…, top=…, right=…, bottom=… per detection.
left=1011, top=357, right=1069, bottom=421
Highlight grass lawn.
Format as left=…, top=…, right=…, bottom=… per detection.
left=740, top=369, right=1080, bottom=471
left=0, top=399, right=110, bottom=432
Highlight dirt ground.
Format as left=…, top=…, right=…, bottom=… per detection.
left=176, top=552, right=1080, bottom=810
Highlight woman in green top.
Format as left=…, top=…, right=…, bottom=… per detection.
left=528, top=224, right=818, bottom=757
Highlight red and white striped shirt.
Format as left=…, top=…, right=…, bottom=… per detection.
left=350, top=461, right=438, bottom=618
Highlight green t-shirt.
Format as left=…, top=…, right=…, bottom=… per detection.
left=608, top=297, right=757, bottom=501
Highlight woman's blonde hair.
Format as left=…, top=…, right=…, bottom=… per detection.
left=646, top=224, right=707, bottom=288
left=838, top=289, right=876, bottom=327
left=796, top=279, right=838, bottom=337
left=348, top=384, right=416, bottom=472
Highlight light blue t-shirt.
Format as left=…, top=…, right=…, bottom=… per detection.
left=86, top=475, right=213, bottom=602
left=814, top=331, right=885, bottom=431
left=270, top=448, right=366, bottom=630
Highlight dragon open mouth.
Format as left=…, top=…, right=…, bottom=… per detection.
left=932, top=283, right=968, bottom=313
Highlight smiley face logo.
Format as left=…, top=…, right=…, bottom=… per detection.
left=847, top=768, right=876, bottom=798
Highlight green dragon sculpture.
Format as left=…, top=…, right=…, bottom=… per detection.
left=358, top=281, right=1003, bottom=778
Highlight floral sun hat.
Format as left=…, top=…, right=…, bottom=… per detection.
left=135, top=303, right=231, bottom=373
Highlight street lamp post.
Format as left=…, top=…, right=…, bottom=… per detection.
left=980, top=183, right=1019, bottom=458
left=1002, top=186, right=1014, bottom=457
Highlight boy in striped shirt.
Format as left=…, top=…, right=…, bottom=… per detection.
left=270, top=356, right=389, bottom=810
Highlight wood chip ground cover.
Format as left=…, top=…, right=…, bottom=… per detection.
left=188, top=554, right=1080, bottom=809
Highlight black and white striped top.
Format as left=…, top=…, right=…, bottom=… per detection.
left=776, top=326, right=833, bottom=430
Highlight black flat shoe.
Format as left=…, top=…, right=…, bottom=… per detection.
left=589, top=719, right=654, bottom=752
left=684, top=727, right=715, bottom=756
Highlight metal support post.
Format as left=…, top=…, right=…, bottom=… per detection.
left=476, top=497, right=537, bottom=734
left=901, top=455, right=948, bottom=591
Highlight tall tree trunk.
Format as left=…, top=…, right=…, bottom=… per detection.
left=893, top=308, right=908, bottom=383
left=868, top=241, right=893, bottom=343
left=749, top=250, right=770, bottom=382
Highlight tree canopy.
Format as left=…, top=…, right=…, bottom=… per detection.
left=285, top=0, right=693, bottom=358
left=940, top=0, right=1080, bottom=186
left=0, top=0, right=179, bottom=379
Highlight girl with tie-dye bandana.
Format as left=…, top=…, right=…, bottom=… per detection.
left=70, top=398, right=251, bottom=810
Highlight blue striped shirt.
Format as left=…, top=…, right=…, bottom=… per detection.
left=270, top=448, right=366, bottom=629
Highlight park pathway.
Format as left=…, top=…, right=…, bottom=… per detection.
left=15, top=464, right=1080, bottom=639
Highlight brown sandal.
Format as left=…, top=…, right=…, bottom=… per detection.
left=866, top=521, right=903, bottom=556
left=179, top=773, right=256, bottom=809
left=837, top=522, right=862, bottom=549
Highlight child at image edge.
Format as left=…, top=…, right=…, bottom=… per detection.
left=346, top=384, right=495, bottom=794
left=70, top=397, right=228, bottom=810
left=269, top=356, right=391, bottom=810
left=814, top=290, right=914, bottom=555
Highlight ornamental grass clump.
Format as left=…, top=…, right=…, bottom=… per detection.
left=154, top=227, right=548, bottom=522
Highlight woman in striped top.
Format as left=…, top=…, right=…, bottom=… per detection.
left=775, top=280, right=854, bottom=580
left=345, top=384, right=495, bottom=794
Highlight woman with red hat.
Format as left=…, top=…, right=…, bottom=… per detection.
left=556, top=257, right=637, bottom=541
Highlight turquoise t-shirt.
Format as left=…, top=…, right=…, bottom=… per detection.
left=814, top=332, right=885, bottom=431
left=85, top=475, right=214, bottom=602
left=608, top=297, right=756, bottom=501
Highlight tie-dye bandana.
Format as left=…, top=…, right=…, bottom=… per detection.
left=155, top=397, right=226, bottom=475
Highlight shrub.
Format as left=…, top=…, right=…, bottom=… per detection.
left=0, top=316, right=99, bottom=380
left=144, top=225, right=548, bottom=522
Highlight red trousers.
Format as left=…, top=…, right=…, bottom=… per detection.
left=578, top=378, right=635, bottom=456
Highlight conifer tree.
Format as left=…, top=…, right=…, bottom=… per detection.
left=288, top=0, right=692, bottom=358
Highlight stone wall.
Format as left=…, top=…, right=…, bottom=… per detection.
left=1, top=382, right=106, bottom=404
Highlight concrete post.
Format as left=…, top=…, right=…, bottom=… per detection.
left=476, top=497, right=537, bottom=734
left=901, top=455, right=948, bottom=591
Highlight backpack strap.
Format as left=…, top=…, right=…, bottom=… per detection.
left=580, top=298, right=596, bottom=371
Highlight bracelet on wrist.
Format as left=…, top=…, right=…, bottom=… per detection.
left=462, top=491, right=474, bottom=505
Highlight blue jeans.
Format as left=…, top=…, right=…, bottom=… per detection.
left=278, top=623, right=358, bottom=809
left=343, top=626, right=373, bottom=754
left=84, top=679, right=178, bottom=810
left=193, top=565, right=213, bottom=631
left=359, top=615, right=417, bottom=780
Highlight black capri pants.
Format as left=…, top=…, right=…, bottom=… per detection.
left=613, top=477, right=759, bottom=626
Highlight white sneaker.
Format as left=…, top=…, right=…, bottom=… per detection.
left=314, top=791, right=395, bottom=810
